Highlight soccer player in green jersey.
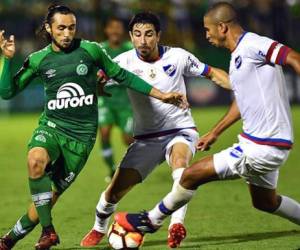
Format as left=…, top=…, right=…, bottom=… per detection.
left=98, top=17, right=134, bottom=181
left=0, top=5, right=185, bottom=250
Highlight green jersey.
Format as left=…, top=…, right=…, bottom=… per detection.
left=0, top=39, right=153, bottom=143
left=100, top=40, right=133, bottom=106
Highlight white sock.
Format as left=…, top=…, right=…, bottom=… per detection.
left=169, top=168, right=188, bottom=227
left=148, top=182, right=195, bottom=227
left=273, top=195, right=300, bottom=225
left=93, top=192, right=117, bottom=233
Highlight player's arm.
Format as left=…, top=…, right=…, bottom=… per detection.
left=0, top=30, right=35, bottom=100
left=182, top=49, right=231, bottom=89
left=111, top=67, right=185, bottom=105
left=88, top=42, right=186, bottom=107
left=207, top=66, right=231, bottom=90
left=255, top=37, right=300, bottom=75
left=197, top=99, right=240, bottom=151
left=285, top=49, right=300, bottom=75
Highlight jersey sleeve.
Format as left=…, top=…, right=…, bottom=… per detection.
left=83, top=41, right=153, bottom=95
left=249, top=35, right=291, bottom=65
left=113, top=53, right=127, bottom=68
left=182, top=49, right=211, bottom=77
left=81, top=40, right=121, bottom=77
left=0, top=55, right=37, bottom=100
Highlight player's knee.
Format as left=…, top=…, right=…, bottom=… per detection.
left=27, top=151, right=48, bottom=178
left=181, top=160, right=213, bottom=188
left=180, top=167, right=198, bottom=187
left=171, top=156, right=189, bottom=168
left=252, top=199, right=279, bottom=213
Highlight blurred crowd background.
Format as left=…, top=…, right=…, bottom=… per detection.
left=1, top=0, right=300, bottom=112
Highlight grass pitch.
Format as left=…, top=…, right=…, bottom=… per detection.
left=0, top=107, right=300, bottom=250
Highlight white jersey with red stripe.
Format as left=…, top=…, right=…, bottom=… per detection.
left=113, top=46, right=210, bottom=137
left=229, top=32, right=293, bottom=148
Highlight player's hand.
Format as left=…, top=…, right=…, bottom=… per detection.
left=0, top=30, right=15, bottom=59
left=162, top=92, right=189, bottom=109
left=197, top=131, right=218, bottom=151
left=97, top=69, right=112, bottom=97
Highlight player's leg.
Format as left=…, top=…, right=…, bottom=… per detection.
left=29, top=127, right=89, bottom=249
left=99, top=125, right=116, bottom=180
left=1, top=127, right=61, bottom=250
left=151, top=129, right=198, bottom=247
left=98, top=98, right=116, bottom=180
left=115, top=155, right=221, bottom=233
left=81, top=168, right=142, bottom=247
left=117, top=108, right=134, bottom=146
left=28, top=147, right=60, bottom=249
left=81, top=139, right=165, bottom=247
left=115, top=143, right=241, bottom=233
left=148, top=155, right=219, bottom=224
left=164, top=142, right=192, bottom=248
left=27, top=147, right=53, bottom=230
left=249, top=181, right=300, bottom=225
left=27, top=127, right=62, bottom=249
left=0, top=192, right=60, bottom=250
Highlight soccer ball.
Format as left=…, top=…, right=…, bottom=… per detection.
left=108, top=221, right=144, bottom=250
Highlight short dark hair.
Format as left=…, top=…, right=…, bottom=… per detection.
left=37, top=4, right=76, bottom=43
left=129, top=12, right=161, bottom=33
left=205, top=2, right=238, bottom=24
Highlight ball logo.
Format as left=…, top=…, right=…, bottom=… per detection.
left=76, top=63, right=88, bottom=75
left=48, top=82, right=93, bottom=110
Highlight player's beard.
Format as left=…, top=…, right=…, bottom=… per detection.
left=51, top=35, right=73, bottom=51
left=138, top=46, right=157, bottom=61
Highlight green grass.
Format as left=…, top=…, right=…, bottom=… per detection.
left=1, top=107, right=300, bottom=250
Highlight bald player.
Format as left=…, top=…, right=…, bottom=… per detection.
left=114, top=1, right=300, bottom=235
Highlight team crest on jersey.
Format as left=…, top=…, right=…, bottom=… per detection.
left=47, top=82, right=93, bottom=110
left=163, top=64, right=177, bottom=77
left=76, top=63, right=88, bottom=75
left=148, top=68, right=157, bottom=79
left=235, top=56, right=242, bottom=69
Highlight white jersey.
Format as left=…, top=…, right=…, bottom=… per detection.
left=113, top=46, right=210, bottom=137
left=229, top=32, right=293, bottom=149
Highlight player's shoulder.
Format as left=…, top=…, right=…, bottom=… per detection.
left=28, top=45, right=52, bottom=68
left=163, top=46, right=191, bottom=58
left=242, top=32, right=273, bottom=49
left=80, top=39, right=109, bottom=61
left=80, top=39, right=102, bottom=50
left=115, top=49, right=136, bottom=61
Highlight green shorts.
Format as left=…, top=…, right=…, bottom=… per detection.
left=28, top=126, right=94, bottom=194
left=98, top=97, right=133, bottom=135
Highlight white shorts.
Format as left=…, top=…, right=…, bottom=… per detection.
left=119, top=128, right=199, bottom=180
left=213, top=135, right=290, bottom=189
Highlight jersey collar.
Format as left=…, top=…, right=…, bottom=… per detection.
left=231, top=31, right=247, bottom=53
